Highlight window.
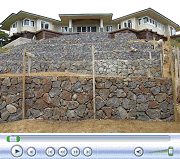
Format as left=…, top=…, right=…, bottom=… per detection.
left=41, top=21, right=50, bottom=29
left=31, top=20, right=35, bottom=27
left=106, top=26, right=112, bottom=32
left=77, top=26, right=96, bottom=32
left=143, top=17, right=149, bottom=24
left=22, top=19, right=35, bottom=27
left=162, top=25, right=165, bottom=32
left=139, top=19, right=142, bottom=25
left=159, top=23, right=161, bottom=30
left=11, top=22, right=17, bottom=28
left=128, top=20, right=132, bottom=28
left=124, top=22, right=127, bottom=28
left=155, top=21, right=157, bottom=27
left=24, top=19, right=29, bottom=26
left=62, top=27, right=68, bottom=32
left=118, top=24, right=121, bottom=29
left=170, top=27, right=174, bottom=36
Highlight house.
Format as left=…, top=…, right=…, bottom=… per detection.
left=1, top=8, right=180, bottom=42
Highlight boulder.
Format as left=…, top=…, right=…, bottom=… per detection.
left=60, top=91, right=72, bottom=101
left=49, top=88, right=61, bottom=97
left=77, top=93, right=89, bottom=104
left=95, top=96, right=105, bottom=110
left=155, top=93, right=167, bottom=103
left=76, top=105, right=86, bottom=117
left=99, top=89, right=110, bottom=100
left=72, top=82, right=82, bottom=93
left=6, top=104, right=17, bottom=113
left=151, top=86, right=160, bottom=95
left=102, top=107, right=113, bottom=118
left=31, top=109, right=41, bottom=118
left=146, top=109, right=160, bottom=119
left=2, top=77, right=11, bottom=86
left=43, top=93, right=52, bottom=104
left=106, top=97, right=121, bottom=108
left=116, top=107, right=127, bottom=119
left=67, top=101, right=79, bottom=110
left=1, top=111, right=10, bottom=121
left=6, top=95, right=20, bottom=104
left=117, top=89, right=126, bottom=97
left=61, top=80, right=72, bottom=91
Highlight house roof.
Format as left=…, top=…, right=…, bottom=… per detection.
left=59, top=13, right=113, bottom=23
left=112, top=8, right=180, bottom=31
left=1, top=10, right=61, bottom=30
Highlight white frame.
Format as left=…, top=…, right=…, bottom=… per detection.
left=138, top=16, right=165, bottom=32
left=22, top=18, right=35, bottom=27
left=123, top=19, right=132, bottom=28
left=11, top=22, right=17, bottom=28
left=106, top=25, right=112, bottom=32
left=41, top=20, right=50, bottom=30
left=77, top=26, right=97, bottom=32
left=61, top=26, right=68, bottom=32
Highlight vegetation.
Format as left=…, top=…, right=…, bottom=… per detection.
left=171, top=38, right=180, bottom=48
left=0, top=30, right=9, bottom=47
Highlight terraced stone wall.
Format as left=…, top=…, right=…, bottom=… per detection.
left=0, top=76, right=174, bottom=123
left=0, top=33, right=162, bottom=77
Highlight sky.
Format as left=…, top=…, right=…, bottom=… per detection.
left=0, top=0, right=180, bottom=33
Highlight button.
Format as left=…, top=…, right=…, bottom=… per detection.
left=27, top=147, right=36, bottom=157
left=71, top=147, right=80, bottom=157
left=83, top=147, right=92, bottom=157
left=11, top=145, right=23, bottom=157
left=46, top=147, right=55, bottom=157
left=134, top=147, right=144, bottom=157
left=59, top=147, right=68, bottom=157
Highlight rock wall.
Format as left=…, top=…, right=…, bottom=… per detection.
left=0, top=76, right=174, bottom=123
left=0, top=33, right=162, bottom=77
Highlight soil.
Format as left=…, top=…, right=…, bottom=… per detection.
left=0, top=119, right=180, bottom=133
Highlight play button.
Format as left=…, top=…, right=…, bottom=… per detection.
left=11, top=145, right=23, bottom=157
left=134, top=147, right=144, bottom=157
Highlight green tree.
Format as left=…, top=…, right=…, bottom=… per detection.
left=0, top=30, right=9, bottom=47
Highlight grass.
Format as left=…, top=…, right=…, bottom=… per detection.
left=171, top=39, right=180, bottom=48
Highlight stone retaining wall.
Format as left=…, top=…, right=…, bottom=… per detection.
left=0, top=76, right=174, bottom=123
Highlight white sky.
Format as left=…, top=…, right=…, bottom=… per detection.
left=0, top=0, right=180, bottom=33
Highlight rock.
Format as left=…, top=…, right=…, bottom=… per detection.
left=33, top=78, right=41, bottom=85
left=127, top=91, right=136, bottom=100
left=52, top=81, right=61, bottom=88
left=160, top=112, right=170, bottom=119
left=11, top=77, right=18, bottom=85
left=151, top=86, right=160, bottom=95
left=60, top=91, right=72, bottom=101
left=117, top=89, right=126, bottom=97
left=146, top=109, right=160, bottom=119
left=109, top=85, right=117, bottom=92
left=159, top=101, right=168, bottom=112
left=102, top=107, right=113, bottom=118
left=31, top=109, right=41, bottom=118
left=2, top=77, right=11, bottom=86
left=76, top=105, right=86, bottom=117
left=6, top=104, right=17, bottom=113
left=116, top=107, right=127, bottom=119
left=72, top=82, right=82, bottom=93
left=61, top=80, right=72, bottom=91
left=35, top=90, right=44, bottom=98
left=128, top=82, right=136, bottom=89
left=137, top=95, right=147, bottom=103
left=53, top=107, right=67, bottom=119
left=6, top=95, right=20, bottom=104
left=66, top=110, right=77, bottom=118
left=106, top=97, right=121, bottom=108
left=144, top=81, right=155, bottom=88
left=137, top=113, right=149, bottom=121
left=72, top=94, right=78, bottom=100
left=95, top=96, right=105, bottom=110
left=96, top=110, right=104, bottom=119
left=132, top=88, right=141, bottom=95
left=105, top=80, right=112, bottom=88
left=67, top=101, right=79, bottom=110
left=43, top=93, right=52, bottom=104
left=49, top=88, right=61, bottom=97
left=155, top=93, right=167, bottom=103
left=148, top=101, right=160, bottom=109
left=0, top=101, right=6, bottom=110
left=44, top=108, right=52, bottom=118
left=122, top=98, right=135, bottom=109
left=34, top=99, right=48, bottom=109
left=77, top=93, right=89, bottom=104
left=99, top=89, right=110, bottom=100
left=137, top=103, right=148, bottom=111
left=43, top=84, right=52, bottom=93
left=1, top=111, right=10, bottom=121
left=26, top=89, right=35, bottom=98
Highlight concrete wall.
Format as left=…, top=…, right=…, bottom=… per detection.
left=0, top=76, right=174, bottom=123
